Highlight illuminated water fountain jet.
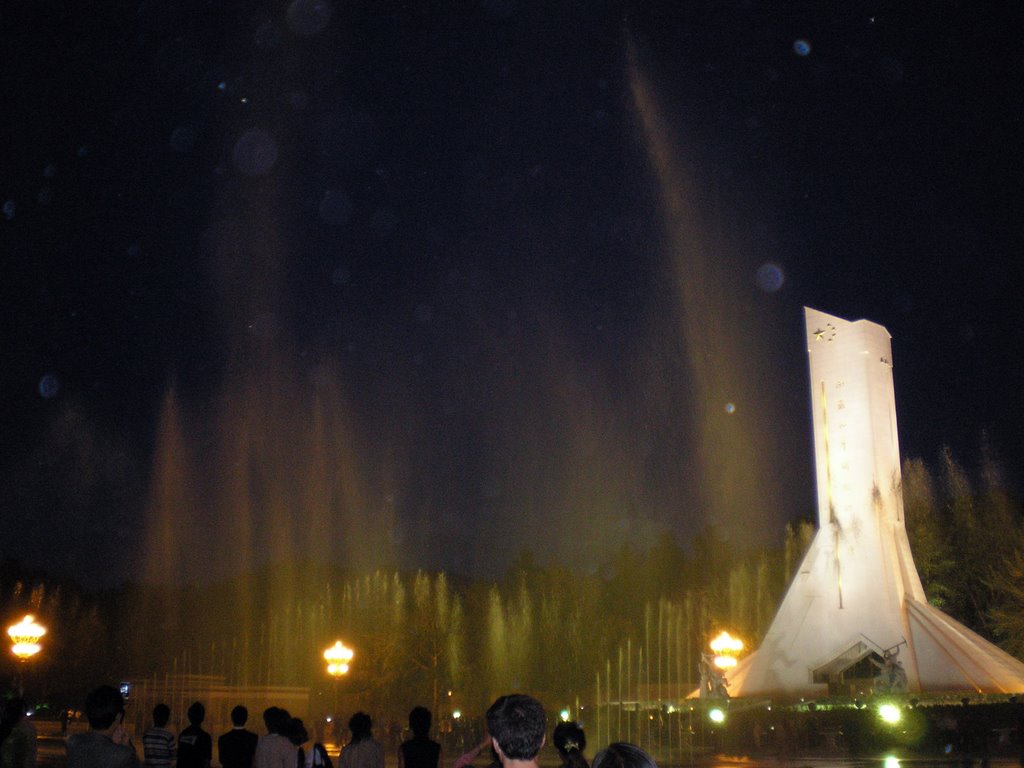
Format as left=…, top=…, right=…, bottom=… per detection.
left=625, top=34, right=788, bottom=547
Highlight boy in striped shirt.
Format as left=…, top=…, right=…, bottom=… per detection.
left=143, top=704, right=176, bottom=768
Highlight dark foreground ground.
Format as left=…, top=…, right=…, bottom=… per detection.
left=36, top=735, right=1024, bottom=768
left=34, top=719, right=1024, bottom=768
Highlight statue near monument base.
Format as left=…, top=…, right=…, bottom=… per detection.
left=699, top=653, right=730, bottom=700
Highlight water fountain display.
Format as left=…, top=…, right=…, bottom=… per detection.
left=4, top=13, right=1024, bottom=765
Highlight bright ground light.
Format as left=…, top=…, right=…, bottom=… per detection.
left=879, top=703, right=902, bottom=724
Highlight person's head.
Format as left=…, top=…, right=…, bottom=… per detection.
left=231, top=706, right=249, bottom=727
left=153, top=704, right=171, bottom=728
left=84, top=685, right=125, bottom=731
left=348, top=712, right=372, bottom=742
left=263, top=707, right=288, bottom=735
left=187, top=701, right=205, bottom=726
left=287, top=718, right=309, bottom=746
left=591, top=743, right=657, bottom=768
left=553, top=722, right=586, bottom=758
left=408, top=707, right=431, bottom=738
left=486, top=695, right=546, bottom=761
left=263, top=708, right=278, bottom=733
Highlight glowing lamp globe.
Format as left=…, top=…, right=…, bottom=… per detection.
left=8, top=615, right=46, bottom=661
left=324, top=640, right=354, bottom=678
left=709, top=630, right=743, bottom=669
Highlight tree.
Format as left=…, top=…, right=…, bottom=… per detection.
left=939, top=445, right=1023, bottom=635
left=901, top=457, right=955, bottom=607
left=987, top=549, right=1024, bottom=660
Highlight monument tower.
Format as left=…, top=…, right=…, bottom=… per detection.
left=726, top=308, right=1024, bottom=697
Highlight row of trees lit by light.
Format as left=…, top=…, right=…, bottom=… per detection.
left=901, top=446, right=1024, bottom=657
left=3, top=447, right=1022, bottom=721
left=0, top=531, right=805, bottom=714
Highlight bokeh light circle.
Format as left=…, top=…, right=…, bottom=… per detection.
left=756, top=262, right=785, bottom=292
left=318, top=190, right=352, bottom=226
left=331, top=266, right=351, bottom=286
left=232, top=128, right=279, bottom=176
left=39, top=374, right=60, bottom=399
left=170, top=126, right=197, bottom=153
left=287, top=0, right=333, bottom=36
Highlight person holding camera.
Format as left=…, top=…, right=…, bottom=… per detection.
left=67, top=685, right=140, bottom=768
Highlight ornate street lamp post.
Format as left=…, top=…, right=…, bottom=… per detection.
left=324, top=640, right=354, bottom=732
left=8, top=614, right=47, bottom=695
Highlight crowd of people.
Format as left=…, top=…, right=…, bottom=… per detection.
left=48, top=687, right=656, bottom=768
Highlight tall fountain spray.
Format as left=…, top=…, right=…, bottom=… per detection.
left=625, top=35, right=788, bottom=546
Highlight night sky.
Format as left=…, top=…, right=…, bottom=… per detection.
left=3, top=1, right=1023, bottom=587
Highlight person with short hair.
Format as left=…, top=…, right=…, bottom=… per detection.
left=289, top=719, right=331, bottom=768
left=219, top=706, right=258, bottom=768
left=1, top=698, right=31, bottom=768
left=6, top=697, right=37, bottom=768
left=176, top=703, right=211, bottom=768
left=338, top=713, right=382, bottom=768
left=590, top=744, right=657, bottom=768
left=254, top=708, right=296, bottom=768
left=143, top=704, right=176, bottom=768
left=66, top=685, right=140, bottom=768
left=485, top=695, right=546, bottom=768
left=398, top=707, right=440, bottom=768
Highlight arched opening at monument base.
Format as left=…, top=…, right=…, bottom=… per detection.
left=811, top=641, right=895, bottom=698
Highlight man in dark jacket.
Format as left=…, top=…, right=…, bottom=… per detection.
left=219, top=706, right=259, bottom=768
left=177, top=703, right=212, bottom=768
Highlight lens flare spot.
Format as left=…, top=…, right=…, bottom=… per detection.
left=170, top=126, right=198, bottom=153
left=794, top=39, right=812, bottom=56
left=331, top=266, right=351, bottom=286
left=756, top=262, right=785, bottom=292
left=39, top=374, right=61, bottom=399
left=318, top=190, right=352, bottom=226
left=724, top=402, right=736, bottom=414
left=287, top=0, right=333, bottom=36
left=232, top=128, right=279, bottom=176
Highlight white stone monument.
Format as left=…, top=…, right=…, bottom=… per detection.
left=725, top=308, right=1024, bottom=697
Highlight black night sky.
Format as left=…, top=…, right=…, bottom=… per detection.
left=3, top=1, right=1023, bottom=587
